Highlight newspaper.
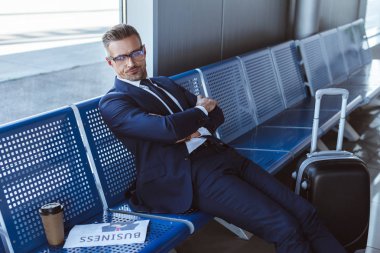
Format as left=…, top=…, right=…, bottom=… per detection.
left=63, top=220, right=149, bottom=248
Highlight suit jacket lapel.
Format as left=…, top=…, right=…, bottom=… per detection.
left=151, top=78, right=189, bottom=110
left=114, top=77, right=173, bottom=115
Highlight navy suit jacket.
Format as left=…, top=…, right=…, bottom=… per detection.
left=99, top=76, right=224, bottom=213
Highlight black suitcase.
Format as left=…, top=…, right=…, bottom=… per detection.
left=293, top=88, right=370, bottom=251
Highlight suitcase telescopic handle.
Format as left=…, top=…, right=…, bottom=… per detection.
left=310, top=88, right=349, bottom=153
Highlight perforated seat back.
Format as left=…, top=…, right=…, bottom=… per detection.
left=338, top=23, right=363, bottom=74
left=170, top=69, right=206, bottom=96
left=351, top=19, right=372, bottom=65
left=75, top=97, right=136, bottom=208
left=239, top=49, right=285, bottom=123
left=0, top=107, right=103, bottom=253
left=199, top=58, right=256, bottom=143
left=320, top=29, right=349, bottom=84
left=299, top=34, right=332, bottom=96
left=270, top=41, right=307, bottom=108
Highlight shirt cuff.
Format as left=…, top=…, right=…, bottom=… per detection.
left=198, top=127, right=212, bottom=137
left=195, top=105, right=208, bottom=116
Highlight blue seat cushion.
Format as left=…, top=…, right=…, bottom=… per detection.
left=110, top=202, right=212, bottom=233
left=332, top=81, right=379, bottom=104
left=228, top=126, right=314, bottom=156
left=234, top=149, right=292, bottom=174
left=262, top=108, right=337, bottom=128
left=32, top=212, right=189, bottom=253
left=290, top=93, right=362, bottom=111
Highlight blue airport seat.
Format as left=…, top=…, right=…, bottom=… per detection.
left=73, top=98, right=211, bottom=233
left=198, top=53, right=315, bottom=166
left=299, top=33, right=365, bottom=108
left=299, top=34, right=333, bottom=95
left=321, top=25, right=374, bottom=85
left=198, top=57, right=300, bottom=170
left=0, top=107, right=189, bottom=253
left=262, top=109, right=333, bottom=129
left=199, top=58, right=257, bottom=143
left=238, top=43, right=333, bottom=133
left=229, top=126, right=312, bottom=156
left=338, top=23, right=363, bottom=74
left=32, top=212, right=188, bottom=253
left=234, top=149, right=292, bottom=174
left=351, top=19, right=372, bottom=66
left=265, top=41, right=338, bottom=130
left=320, top=29, right=349, bottom=84
left=318, top=26, right=380, bottom=104
left=171, top=66, right=293, bottom=173
left=270, top=41, right=340, bottom=113
left=73, top=98, right=137, bottom=208
left=346, top=68, right=380, bottom=85
left=342, top=85, right=380, bottom=104
left=169, top=69, right=206, bottom=96
left=238, top=49, right=286, bottom=124
left=348, top=21, right=380, bottom=79
left=172, top=67, right=293, bottom=173
left=270, top=41, right=307, bottom=108
left=348, top=19, right=380, bottom=93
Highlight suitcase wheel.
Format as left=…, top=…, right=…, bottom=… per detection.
left=301, top=180, right=308, bottom=190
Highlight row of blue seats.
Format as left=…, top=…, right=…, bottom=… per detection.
left=0, top=19, right=377, bottom=252
left=171, top=23, right=369, bottom=173
left=72, top=17, right=378, bottom=245
left=299, top=19, right=380, bottom=102
left=0, top=107, right=191, bottom=253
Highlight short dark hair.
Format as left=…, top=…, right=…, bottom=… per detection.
left=102, top=24, right=142, bottom=49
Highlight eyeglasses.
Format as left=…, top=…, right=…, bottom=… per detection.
left=109, top=45, right=145, bottom=63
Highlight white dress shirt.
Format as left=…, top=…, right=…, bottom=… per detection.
left=118, top=77, right=211, bottom=153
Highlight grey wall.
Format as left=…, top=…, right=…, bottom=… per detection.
left=319, top=0, right=363, bottom=31
left=127, top=0, right=363, bottom=76
left=152, top=0, right=289, bottom=76
left=222, top=0, right=289, bottom=59
left=156, top=0, right=223, bottom=76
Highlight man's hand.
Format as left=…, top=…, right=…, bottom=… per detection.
left=196, top=95, right=217, bottom=112
left=176, top=131, right=201, bottom=143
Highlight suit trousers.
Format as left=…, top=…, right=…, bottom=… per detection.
left=189, top=141, right=346, bottom=253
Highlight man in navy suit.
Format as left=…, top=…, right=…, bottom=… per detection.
left=99, top=24, right=346, bottom=253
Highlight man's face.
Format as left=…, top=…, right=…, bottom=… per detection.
left=107, top=35, right=147, bottom=81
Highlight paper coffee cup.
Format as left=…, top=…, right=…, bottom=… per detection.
left=39, top=202, right=64, bottom=246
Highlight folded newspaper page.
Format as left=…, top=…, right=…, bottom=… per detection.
left=63, top=220, right=150, bottom=248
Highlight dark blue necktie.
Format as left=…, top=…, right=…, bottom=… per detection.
left=141, top=79, right=181, bottom=113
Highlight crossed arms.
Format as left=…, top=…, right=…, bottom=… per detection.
left=100, top=82, right=224, bottom=144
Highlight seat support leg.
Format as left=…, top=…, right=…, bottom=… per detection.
left=343, top=121, right=360, bottom=142
left=214, top=217, right=252, bottom=240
